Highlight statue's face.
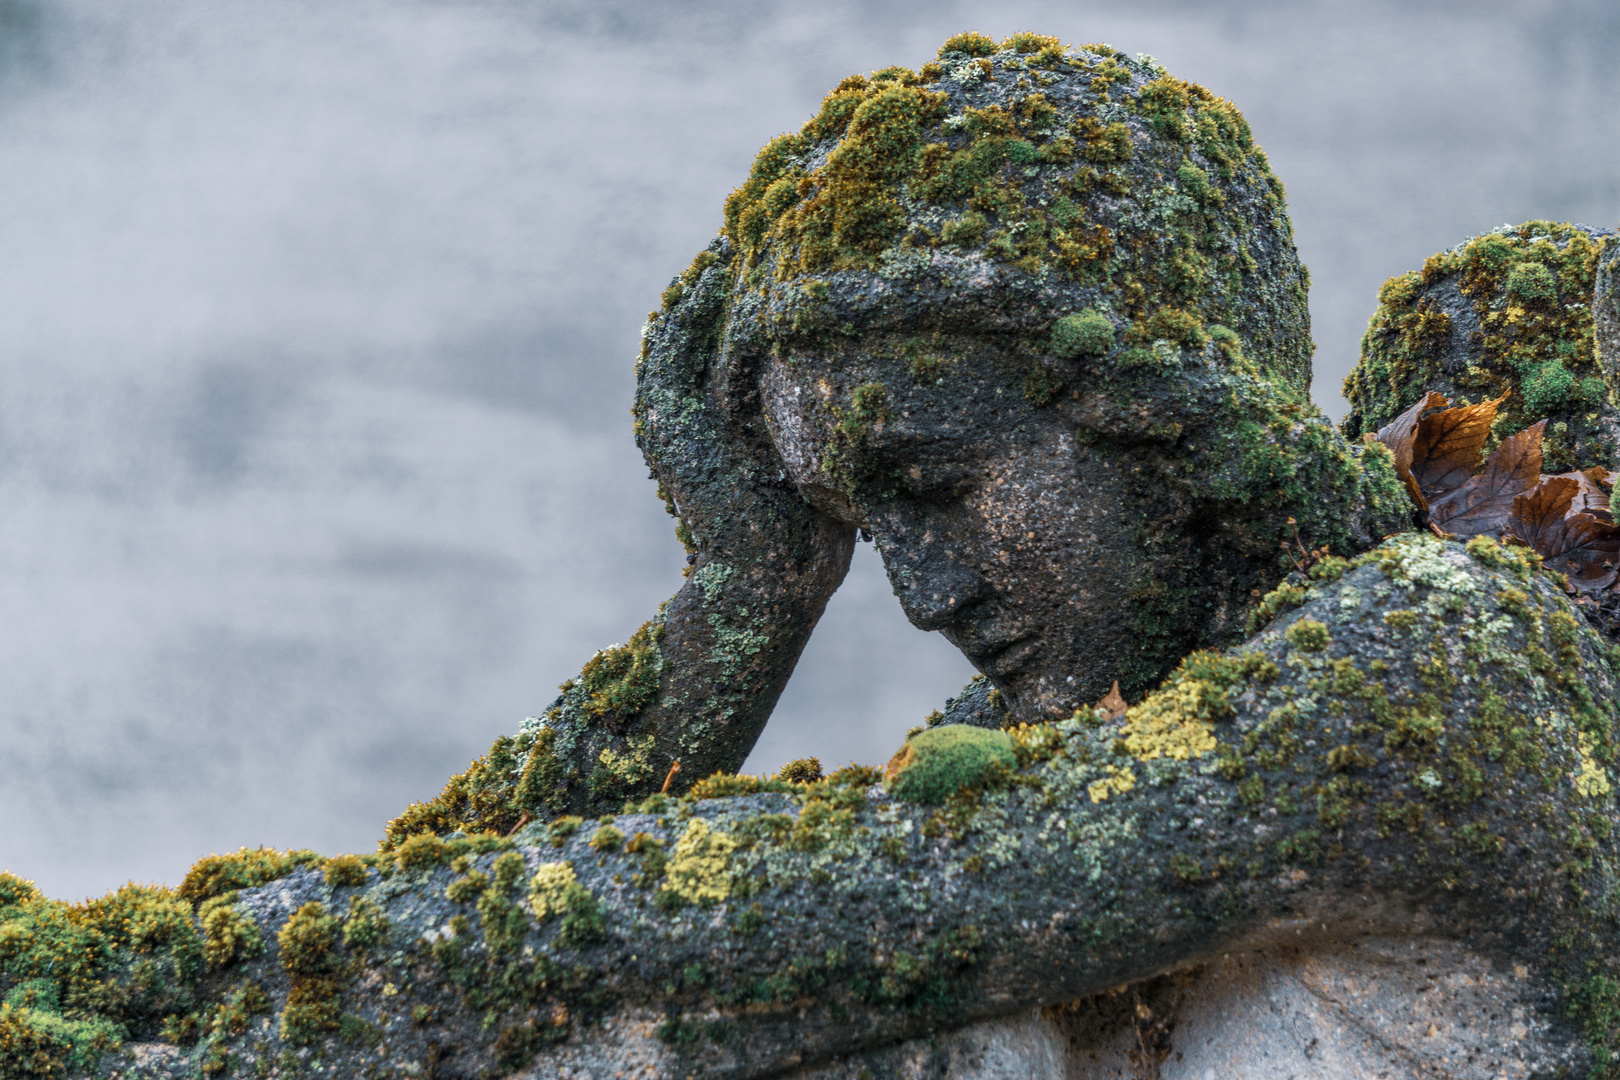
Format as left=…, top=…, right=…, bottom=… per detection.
left=759, top=335, right=1154, bottom=722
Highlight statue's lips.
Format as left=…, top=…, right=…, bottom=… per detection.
left=978, top=633, right=1041, bottom=677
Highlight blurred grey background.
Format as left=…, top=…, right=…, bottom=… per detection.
left=1, top=0, right=1615, bottom=899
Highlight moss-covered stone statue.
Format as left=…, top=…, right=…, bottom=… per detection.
left=7, top=33, right=1620, bottom=1080
left=389, top=30, right=1410, bottom=828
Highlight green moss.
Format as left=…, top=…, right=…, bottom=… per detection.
left=549, top=816, right=585, bottom=848
left=1570, top=975, right=1620, bottom=1076
left=276, top=902, right=343, bottom=1046
left=199, top=894, right=262, bottom=968
left=581, top=627, right=664, bottom=723
left=588, top=825, right=625, bottom=852
left=1249, top=582, right=1309, bottom=633
left=0, top=1002, right=121, bottom=1078
left=775, top=757, right=824, bottom=783
left=476, top=852, right=531, bottom=954
left=445, top=867, right=489, bottom=903
left=178, top=847, right=321, bottom=906
left=886, top=726, right=1016, bottom=804
left=939, top=31, right=997, bottom=57
left=321, top=854, right=369, bottom=888
left=720, top=31, right=1282, bottom=332
left=383, top=728, right=563, bottom=848
left=391, top=831, right=513, bottom=873
left=0, top=874, right=38, bottom=909
left=685, top=773, right=799, bottom=799
left=1507, top=260, right=1556, bottom=300
left=1050, top=310, right=1114, bottom=357
left=1284, top=618, right=1331, bottom=652
left=341, top=896, right=390, bottom=953
left=528, top=861, right=604, bottom=947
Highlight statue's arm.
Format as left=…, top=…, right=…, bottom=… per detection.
left=83, top=533, right=1619, bottom=1080
left=525, top=240, right=854, bottom=816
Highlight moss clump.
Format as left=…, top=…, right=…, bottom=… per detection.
left=342, top=896, right=390, bottom=953
left=1284, top=617, right=1331, bottom=652
left=321, top=854, right=369, bottom=888
left=276, top=902, right=342, bottom=1046
left=391, top=831, right=512, bottom=873
left=178, top=847, right=321, bottom=906
left=1342, top=221, right=1614, bottom=472
left=468, top=852, right=531, bottom=955
left=938, top=32, right=997, bottom=58
left=199, top=894, right=262, bottom=968
left=0, top=881, right=207, bottom=1072
left=527, top=861, right=603, bottom=946
left=574, top=619, right=665, bottom=723
left=885, top=726, right=1016, bottom=804
left=587, top=825, right=624, bottom=852
left=0, top=1001, right=121, bottom=1079
left=382, top=727, right=567, bottom=849
left=685, top=773, right=799, bottom=800
left=775, top=757, right=824, bottom=783
left=0, top=874, right=38, bottom=909
left=1050, top=310, right=1114, bottom=357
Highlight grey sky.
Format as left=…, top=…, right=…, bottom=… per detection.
left=1, top=0, right=1615, bottom=900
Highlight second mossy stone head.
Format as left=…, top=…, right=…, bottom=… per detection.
left=1341, top=221, right=1620, bottom=474
left=884, top=725, right=1016, bottom=804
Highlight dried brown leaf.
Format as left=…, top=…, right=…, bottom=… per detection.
left=1409, top=391, right=1508, bottom=504
left=1373, top=391, right=1448, bottom=511
left=1509, top=476, right=1578, bottom=543
left=1509, top=477, right=1620, bottom=592
left=1428, top=420, right=1544, bottom=538
left=1553, top=467, right=1614, bottom=522
left=1096, top=680, right=1127, bottom=722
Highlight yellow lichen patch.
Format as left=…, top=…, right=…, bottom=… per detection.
left=662, top=819, right=736, bottom=906
left=528, top=862, right=579, bottom=921
left=1119, top=680, right=1221, bottom=762
left=1088, top=764, right=1135, bottom=803
left=1576, top=732, right=1613, bottom=798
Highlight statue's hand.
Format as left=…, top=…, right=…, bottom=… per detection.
left=523, top=239, right=854, bottom=816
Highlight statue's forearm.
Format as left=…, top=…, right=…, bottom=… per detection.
left=161, top=532, right=1619, bottom=1080
left=529, top=240, right=854, bottom=816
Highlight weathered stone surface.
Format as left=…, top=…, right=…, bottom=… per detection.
left=797, top=937, right=1564, bottom=1079
left=934, top=676, right=1010, bottom=730
left=1341, top=221, right=1619, bottom=474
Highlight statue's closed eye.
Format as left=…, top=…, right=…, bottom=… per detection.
left=895, top=460, right=977, bottom=502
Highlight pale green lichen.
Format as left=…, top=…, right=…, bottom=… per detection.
left=1118, top=682, right=1220, bottom=761
left=1086, top=764, right=1136, bottom=803
left=528, top=862, right=579, bottom=921
left=660, top=819, right=737, bottom=906
left=1578, top=732, right=1614, bottom=798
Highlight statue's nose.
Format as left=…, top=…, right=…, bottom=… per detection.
left=889, top=551, right=989, bottom=631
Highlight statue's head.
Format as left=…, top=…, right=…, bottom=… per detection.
left=639, top=34, right=1406, bottom=722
